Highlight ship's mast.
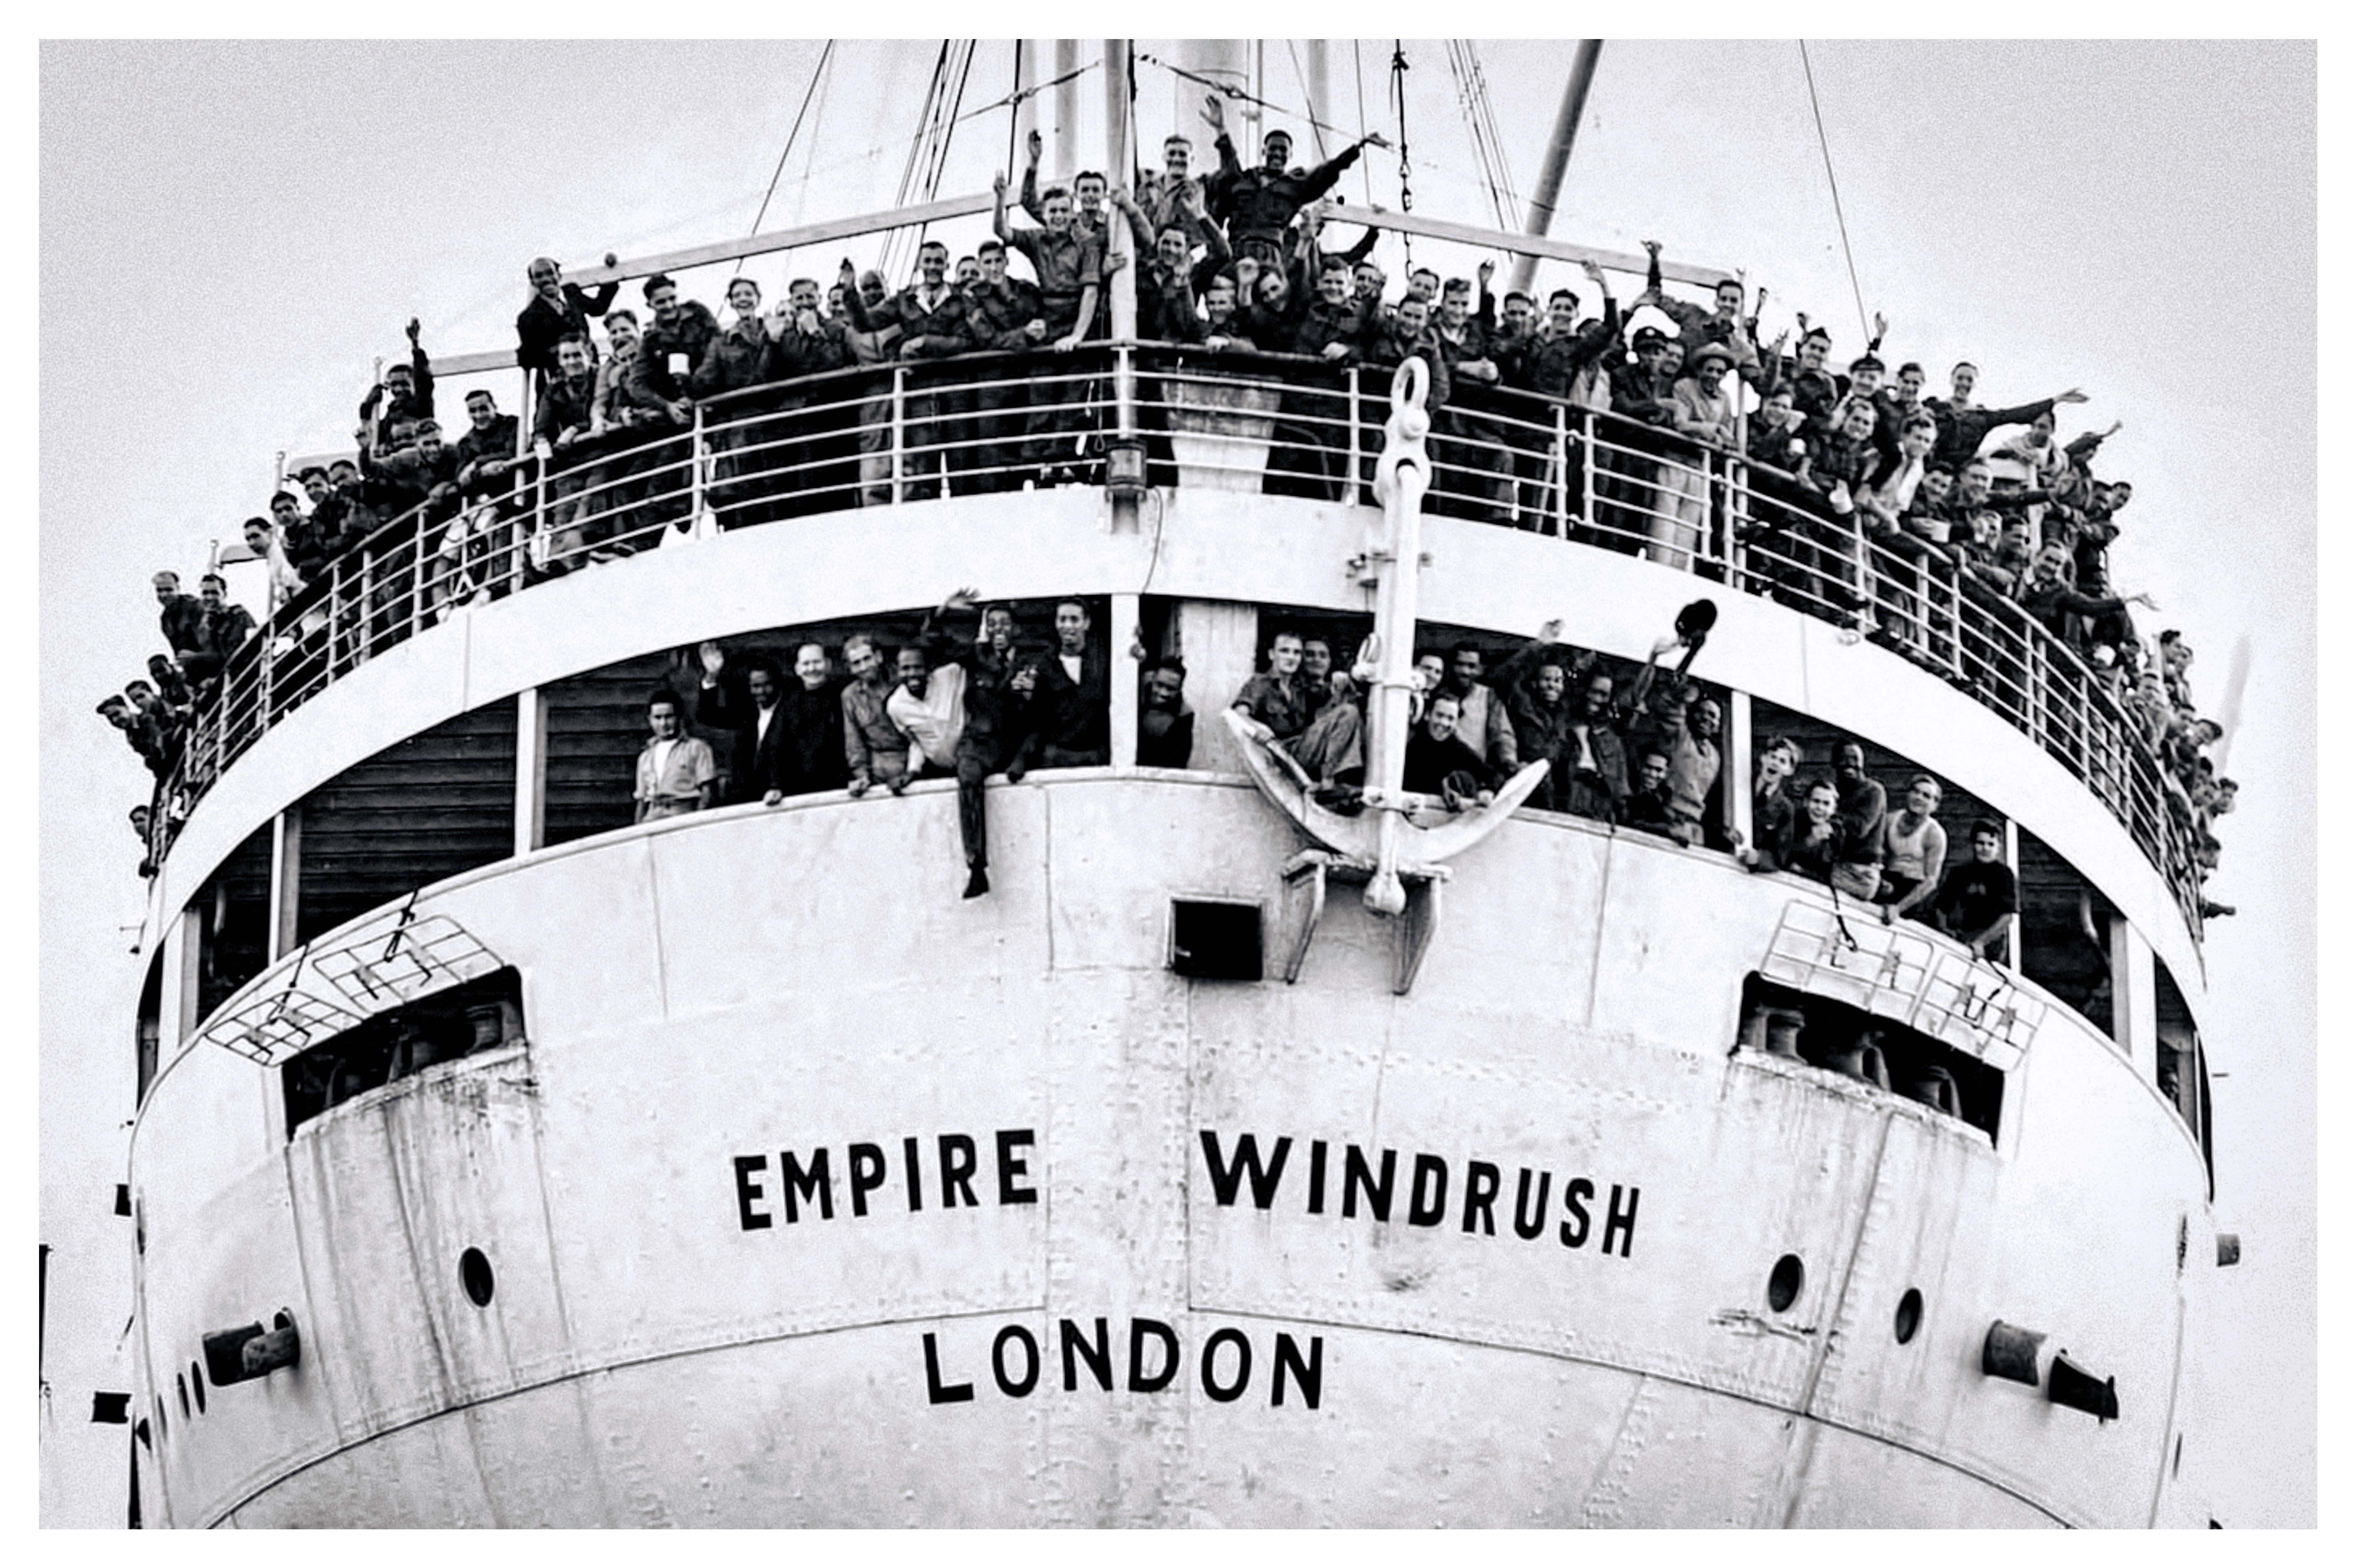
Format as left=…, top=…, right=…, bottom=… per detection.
left=1102, top=39, right=1135, bottom=343
left=1506, top=40, right=1603, bottom=298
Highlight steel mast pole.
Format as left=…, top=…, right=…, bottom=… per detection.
left=1302, top=39, right=1334, bottom=158
left=1103, top=39, right=1135, bottom=342
left=1506, top=40, right=1603, bottom=298
left=1053, top=39, right=1082, bottom=175
left=1013, top=40, right=1037, bottom=160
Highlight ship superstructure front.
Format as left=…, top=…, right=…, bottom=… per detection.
left=113, top=38, right=2230, bottom=1526
left=123, top=477, right=2224, bottom=1527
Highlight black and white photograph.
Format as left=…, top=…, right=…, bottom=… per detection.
left=37, top=34, right=2319, bottom=1530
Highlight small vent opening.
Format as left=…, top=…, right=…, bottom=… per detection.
left=1171, top=901, right=1263, bottom=982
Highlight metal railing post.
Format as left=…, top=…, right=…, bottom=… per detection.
left=1580, top=408, right=1596, bottom=535
left=688, top=402, right=707, bottom=534
left=1115, top=342, right=1136, bottom=443
left=530, top=451, right=548, bottom=579
left=1347, top=366, right=1364, bottom=505
left=327, top=555, right=345, bottom=675
left=409, top=511, right=428, bottom=638
left=891, top=366, right=907, bottom=505
left=1552, top=403, right=1569, bottom=538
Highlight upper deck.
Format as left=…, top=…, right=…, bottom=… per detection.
left=151, top=340, right=2210, bottom=953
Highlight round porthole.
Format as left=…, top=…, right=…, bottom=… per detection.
left=1766, top=1254, right=1805, bottom=1313
left=1894, top=1287, right=1923, bottom=1344
left=190, top=1360, right=206, bottom=1413
left=459, top=1246, right=495, bottom=1308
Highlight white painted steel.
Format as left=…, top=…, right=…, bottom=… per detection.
left=147, top=489, right=2212, bottom=1039
left=127, top=776, right=2216, bottom=1527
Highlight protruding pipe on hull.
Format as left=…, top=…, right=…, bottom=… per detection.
left=1507, top=40, right=1604, bottom=298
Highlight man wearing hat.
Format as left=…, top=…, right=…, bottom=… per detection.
left=1636, top=241, right=1767, bottom=388
left=1199, top=93, right=1375, bottom=267
left=1599, top=325, right=1682, bottom=552
left=1658, top=337, right=1739, bottom=569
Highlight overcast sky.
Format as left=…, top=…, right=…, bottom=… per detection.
left=37, top=38, right=2316, bottom=1526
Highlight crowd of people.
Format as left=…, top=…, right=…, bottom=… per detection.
left=1229, top=616, right=2024, bottom=953
left=637, top=598, right=2027, bottom=954
left=107, top=95, right=2235, bottom=906
left=635, top=591, right=1112, bottom=900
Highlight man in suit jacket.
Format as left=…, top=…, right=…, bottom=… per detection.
left=1027, top=599, right=1110, bottom=768
left=772, top=642, right=851, bottom=798
left=694, top=643, right=786, bottom=805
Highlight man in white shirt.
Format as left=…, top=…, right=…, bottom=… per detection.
left=635, top=689, right=717, bottom=822
left=886, top=643, right=969, bottom=782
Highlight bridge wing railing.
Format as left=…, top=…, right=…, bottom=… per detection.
left=148, top=343, right=2206, bottom=941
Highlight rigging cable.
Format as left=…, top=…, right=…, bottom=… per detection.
left=1285, top=40, right=1327, bottom=161
left=1389, top=42, right=1413, bottom=268
left=1466, top=42, right=1521, bottom=220
left=790, top=45, right=835, bottom=225
left=907, top=40, right=977, bottom=271
left=1798, top=39, right=1873, bottom=347
left=1004, top=39, right=1024, bottom=177
left=739, top=39, right=835, bottom=266
left=1136, top=50, right=1362, bottom=148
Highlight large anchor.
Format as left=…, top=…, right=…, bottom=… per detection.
left=1222, top=356, right=1551, bottom=993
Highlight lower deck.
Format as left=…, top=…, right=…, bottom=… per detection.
left=127, top=773, right=2222, bottom=1527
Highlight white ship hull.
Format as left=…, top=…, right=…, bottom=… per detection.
left=129, top=771, right=2219, bottom=1527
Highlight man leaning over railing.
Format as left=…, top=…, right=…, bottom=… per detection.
left=992, top=168, right=1101, bottom=487
left=960, top=242, right=1041, bottom=496
left=624, top=273, right=720, bottom=534
left=1500, top=263, right=1618, bottom=534
left=532, top=334, right=603, bottom=572
left=843, top=239, right=980, bottom=501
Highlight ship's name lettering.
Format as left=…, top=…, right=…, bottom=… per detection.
left=921, top=1318, right=1324, bottom=1410
left=1199, top=1131, right=1640, bottom=1258
left=731, top=1129, right=1037, bottom=1230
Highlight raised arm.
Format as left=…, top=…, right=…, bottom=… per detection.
left=992, top=170, right=1014, bottom=244
left=1110, top=187, right=1156, bottom=253
left=1019, top=129, right=1048, bottom=227
left=1489, top=622, right=1562, bottom=693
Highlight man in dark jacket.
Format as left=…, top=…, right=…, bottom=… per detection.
left=1137, top=656, right=1195, bottom=768
left=694, top=644, right=787, bottom=805
left=515, top=252, right=620, bottom=388
left=357, top=318, right=435, bottom=453
left=626, top=274, right=721, bottom=530
left=943, top=596, right=1036, bottom=899
left=1263, top=255, right=1365, bottom=502
left=1925, top=362, right=2089, bottom=470
left=1738, top=735, right=1802, bottom=873
left=533, top=335, right=604, bottom=569
left=961, top=241, right=1048, bottom=492
left=1200, top=95, right=1372, bottom=266
left=690, top=278, right=790, bottom=528
left=180, top=573, right=256, bottom=689
left=1403, top=691, right=1497, bottom=809
left=453, top=389, right=523, bottom=507
left=1026, top=600, right=1110, bottom=768
left=846, top=240, right=978, bottom=499
left=772, top=642, right=851, bottom=797
left=1558, top=659, right=1632, bottom=824
left=1489, top=621, right=1578, bottom=812
left=153, top=571, right=205, bottom=661
left=2020, top=539, right=2156, bottom=651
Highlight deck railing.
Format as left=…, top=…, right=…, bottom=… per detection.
left=149, top=342, right=2206, bottom=939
